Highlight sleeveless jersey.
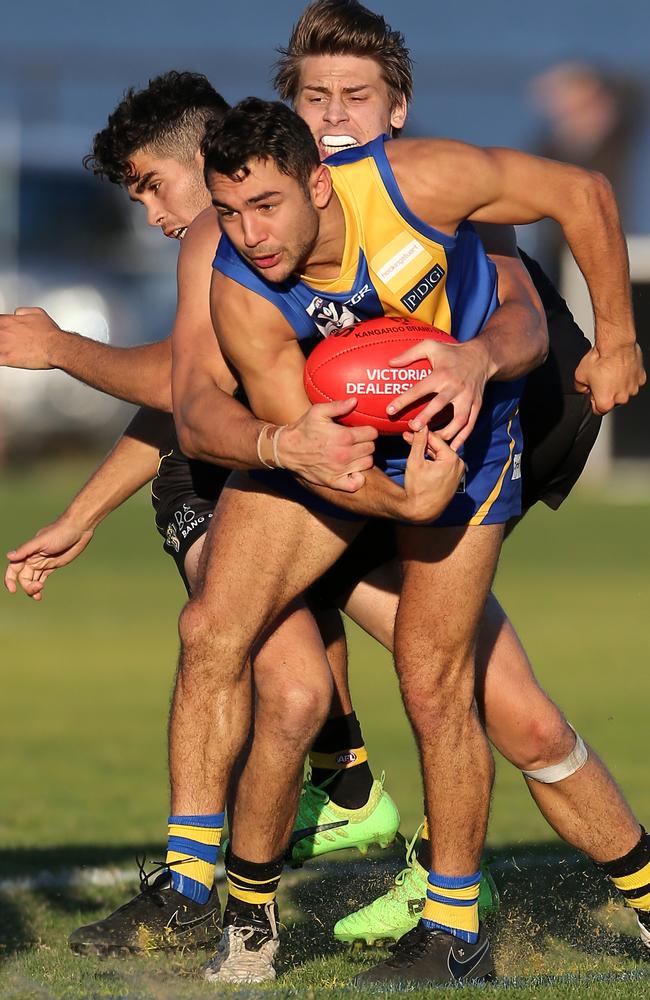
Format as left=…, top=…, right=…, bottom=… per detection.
left=213, top=135, right=523, bottom=526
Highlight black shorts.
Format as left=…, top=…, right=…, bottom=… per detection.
left=151, top=429, right=231, bottom=592
left=151, top=428, right=397, bottom=601
left=518, top=251, right=602, bottom=512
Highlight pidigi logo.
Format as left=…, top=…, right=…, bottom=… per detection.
left=400, top=264, right=445, bottom=313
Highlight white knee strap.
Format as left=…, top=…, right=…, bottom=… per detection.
left=521, top=725, right=588, bottom=784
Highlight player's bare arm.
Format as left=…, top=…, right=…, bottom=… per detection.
left=387, top=138, right=645, bottom=413
left=4, top=407, right=169, bottom=600
left=388, top=225, right=548, bottom=447
left=0, top=307, right=173, bottom=411
left=212, top=271, right=464, bottom=523
left=173, top=211, right=378, bottom=491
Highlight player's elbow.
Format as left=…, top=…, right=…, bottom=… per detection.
left=589, top=169, right=616, bottom=204
left=175, top=418, right=201, bottom=460
left=571, top=168, right=619, bottom=223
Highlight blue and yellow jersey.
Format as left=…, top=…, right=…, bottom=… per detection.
left=213, top=135, right=523, bottom=526
left=214, top=134, right=501, bottom=353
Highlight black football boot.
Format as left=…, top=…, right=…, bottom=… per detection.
left=68, top=859, right=221, bottom=956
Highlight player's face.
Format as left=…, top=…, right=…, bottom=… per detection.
left=126, top=149, right=210, bottom=240
left=208, top=157, right=324, bottom=283
left=295, top=54, right=407, bottom=160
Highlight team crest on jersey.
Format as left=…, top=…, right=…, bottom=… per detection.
left=306, top=295, right=358, bottom=337
left=165, top=522, right=180, bottom=553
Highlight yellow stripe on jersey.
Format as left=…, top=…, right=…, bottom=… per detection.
left=469, top=416, right=516, bottom=526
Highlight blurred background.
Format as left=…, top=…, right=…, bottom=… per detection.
left=0, top=0, right=649, bottom=473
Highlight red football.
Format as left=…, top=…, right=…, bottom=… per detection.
left=304, top=316, right=455, bottom=434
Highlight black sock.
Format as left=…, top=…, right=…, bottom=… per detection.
left=595, top=826, right=650, bottom=916
left=225, top=848, right=284, bottom=921
left=309, top=712, right=374, bottom=809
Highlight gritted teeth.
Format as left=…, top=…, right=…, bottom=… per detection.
left=321, top=135, right=359, bottom=149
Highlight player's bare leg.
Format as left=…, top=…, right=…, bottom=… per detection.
left=290, top=596, right=401, bottom=867
left=229, top=603, right=333, bottom=862
left=170, top=473, right=359, bottom=817
left=183, top=503, right=398, bottom=868
left=476, top=593, right=641, bottom=861
left=355, top=524, right=502, bottom=988
left=169, top=474, right=360, bottom=982
left=182, top=534, right=205, bottom=592
left=342, top=561, right=400, bottom=650
left=395, top=524, right=502, bottom=879
left=345, top=573, right=641, bottom=862
left=312, top=605, right=354, bottom=714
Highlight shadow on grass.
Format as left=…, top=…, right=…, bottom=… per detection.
left=0, top=843, right=165, bottom=880
left=0, top=894, right=37, bottom=963
left=0, top=843, right=163, bottom=960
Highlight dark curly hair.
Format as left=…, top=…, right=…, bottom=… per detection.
left=274, top=0, right=412, bottom=117
left=84, top=71, right=230, bottom=185
left=202, top=98, right=320, bottom=192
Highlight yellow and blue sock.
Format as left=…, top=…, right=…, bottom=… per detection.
left=421, top=869, right=481, bottom=944
left=166, top=812, right=224, bottom=903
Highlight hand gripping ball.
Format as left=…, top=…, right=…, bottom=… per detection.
left=304, top=315, right=455, bottom=434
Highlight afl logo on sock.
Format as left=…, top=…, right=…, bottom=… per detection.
left=336, top=751, right=358, bottom=765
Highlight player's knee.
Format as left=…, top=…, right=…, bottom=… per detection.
left=178, top=599, right=246, bottom=680
left=259, top=671, right=332, bottom=742
left=283, top=680, right=331, bottom=742
left=398, top=659, right=474, bottom=734
left=515, top=714, right=581, bottom=773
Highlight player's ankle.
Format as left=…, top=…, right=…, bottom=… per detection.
left=309, top=711, right=374, bottom=808
left=225, top=848, right=284, bottom=916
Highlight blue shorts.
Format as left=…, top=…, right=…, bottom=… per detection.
left=250, top=390, right=522, bottom=528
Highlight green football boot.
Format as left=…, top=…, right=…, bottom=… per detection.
left=333, top=828, right=499, bottom=946
left=288, top=773, right=400, bottom=867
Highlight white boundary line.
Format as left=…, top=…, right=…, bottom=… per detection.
left=0, top=851, right=580, bottom=895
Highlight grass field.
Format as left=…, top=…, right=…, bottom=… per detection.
left=1, top=458, right=649, bottom=999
